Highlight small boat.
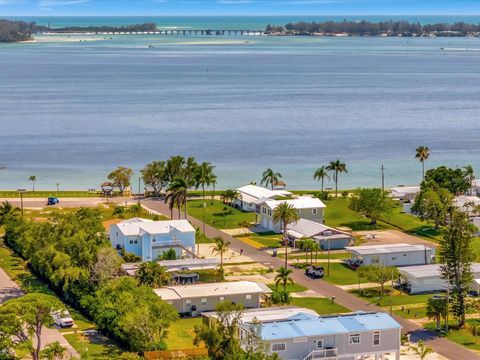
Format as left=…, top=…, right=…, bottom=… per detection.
left=148, top=45, right=154, bottom=48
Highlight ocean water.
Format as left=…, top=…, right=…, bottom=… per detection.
left=1, top=17, right=480, bottom=191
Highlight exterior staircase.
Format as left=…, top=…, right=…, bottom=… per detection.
left=302, top=348, right=338, bottom=360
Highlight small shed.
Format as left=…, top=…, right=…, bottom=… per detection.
left=345, top=243, right=435, bottom=267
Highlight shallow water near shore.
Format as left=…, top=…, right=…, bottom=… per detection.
left=1, top=27, right=480, bottom=191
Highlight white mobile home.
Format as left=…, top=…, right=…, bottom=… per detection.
left=286, top=218, right=353, bottom=250
left=258, top=196, right=326, bottom=233
left=346, top=243, right=435, bottom=267
left=235, top=184, right=292, bottom=212
left=399, top=263, right=480, bottom=294
left=240, top=311, right=401, bottom=360
left=153, top=281, right=272, bottom=315
left=389, top=186, right=420, bottom=202
left=109, top=218, right=196, bottom=262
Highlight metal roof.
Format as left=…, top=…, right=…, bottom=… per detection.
left=237, top=184, right=292, bottom=202
left=203, top=306, right=318, bottom=324
left=112, top=218, right=195, bottom=236
left=287, top=218, right=351, bottom=239
left=121, top=258, right=219, bottom=276
left=256, top=312, right=401, bottom=341
left=399, top=263, right=480, bottom=279
left=154, top=281, right=272, bottom=301
left=262, top=196, right=326, bottom=210
left=345, top=243, right=434, bottom=256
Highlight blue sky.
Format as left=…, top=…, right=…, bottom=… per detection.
left=0, top=0, right=479, bottom=16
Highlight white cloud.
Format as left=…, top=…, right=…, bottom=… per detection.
left=39, top=0, right=91, bottom=7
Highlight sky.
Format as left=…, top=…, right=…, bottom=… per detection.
left=0, top=0, right=479, bottom=16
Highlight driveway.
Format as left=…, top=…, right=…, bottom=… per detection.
left=0, top=264, right=78, bottom=358
left=142, top=198, right=479, bottom=360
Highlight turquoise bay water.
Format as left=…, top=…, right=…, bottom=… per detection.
left=1, top=17, right=480, bottom=191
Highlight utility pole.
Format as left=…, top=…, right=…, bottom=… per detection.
left=381, top=164, right=385, bottom=193
left=138, top=178, right=141, bottom=197
left=17, top=189, right=26, bottom=217
left=55, top=183, right=60, bottom=192
left=327, top=238, right=331, bottom=277
left=201, top=202, right=206, bottom=256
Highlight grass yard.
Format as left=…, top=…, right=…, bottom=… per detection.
left=237, top=232, right=283, bottom=249
left=351, top=288, right=433, bottom=307
left=188, top=200, right=255, bottom=229
left=322, top=263, right=360, bottom=285
left=166, top=318, right=203, bottom=350
left=64, top=332, right=125, bottom=359
left=268, top=283, right=308, bottom=293
left=291, top=297, right=351, bottom=315
left=0, top=191, right=100, bottom=198
left=393, top=305, right=428, bottom=319
left=424, top=319, right=480, bottom=352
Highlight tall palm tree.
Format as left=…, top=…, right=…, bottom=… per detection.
left=313, top=166, right=330, bottom=192
left=464, top=165, right=475, bottom=195
left=326, top=160, right=347, bottom=197
left=195, top=162, right=216, bottom=201
left=28, top=175, right=37, bottom=192
left=261, top=168, right=282, bottom=190
left=165, top=178, right=188, bottom=219
left=272, top=202, right=300, bottom=268
left=211, top=236, right=230, bottom=280
left=415, top=146, right=430, bottom=180
left=408, top=341, right=434, bottom=360
left=210, top=174, right=217, bottom=205
left=135, top=262, right=171, bottom=287
left=274, top=267, right=294, bottom=293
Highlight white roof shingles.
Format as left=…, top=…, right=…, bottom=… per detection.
left=237, top=184, right=292, bottom=202
left=154, top=281, right=272, bottom=301
left=115, top=218, right=195, bottom=237
left=262, top=196, right=326, bottom=210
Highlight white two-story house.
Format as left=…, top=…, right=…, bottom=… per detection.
left=258, top=196, right=326, bottom=233
left=234, top=184, right=292, bottom=212
left=109, top=218, right=196, bottom=261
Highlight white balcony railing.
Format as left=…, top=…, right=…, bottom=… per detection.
left=302, top=348, right=338, bottom=360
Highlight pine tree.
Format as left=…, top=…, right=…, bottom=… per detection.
left=438, top=210, right=475, bottom=327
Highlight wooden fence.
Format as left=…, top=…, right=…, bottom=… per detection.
left=144, top=348, right=208, bottom=359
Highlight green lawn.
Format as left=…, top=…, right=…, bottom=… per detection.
left=64, top=332, right=125, bottom=359
left=0, top=191, right=101, bottom=198
left=268, top=283, right=308, bottom=293
left=424, top=319, right=480, bottom=352
left=166, top=318, right=203, bottom=350
left=322, top=263, right=360, bottom=285
left=351, top=288, right=434, bottom=306
left=188, top=200, right=255, bottom=229
left=237, top=232, right=283, bottom=249
left=291, top=297, right=351, bottom=315
left=393, top=305, right=428, bottom=319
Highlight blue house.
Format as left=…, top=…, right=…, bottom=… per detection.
left=109, top=218, right=196, bottom=261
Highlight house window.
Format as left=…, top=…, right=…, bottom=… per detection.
left=201, top=298, right=207, bottom=305
left=373, top=331, right=380, bottom=346
left=271, top=343, right=286, bottom=352
left=134, top=240, right=138, bottom=244
left=186, top=299, right=192, bottom=306
left=152, top=238, right=157, bottom=243
left=316, top=340, right=324, bottom=349
left=129, top=240, right=133, bottom=244
left=167, top=300, right=173, bottom=305
left=220, top=296, right=225, bottom=301
left=116, top=232, right=118, bottom=237
left=246, top=294, right=252, bottom=300
left=312, top=208, right=317, bottom=215
left=349, top=334, right=360, bottom=345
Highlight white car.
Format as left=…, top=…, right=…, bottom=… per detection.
left=51, top=309, right=75, bottom=328
left=305, top=265, right=324, bottom=278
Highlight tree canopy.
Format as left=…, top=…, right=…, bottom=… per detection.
left=350, top=188, right=395, bottom=225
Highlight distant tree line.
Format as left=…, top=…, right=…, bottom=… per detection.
left=266, top=20, right=480, bottom=36
left=0, top=18, right=158, bottom=42
left=0, top=19, right=36, bottom=42
left=41, top=22, right=157, bottom=34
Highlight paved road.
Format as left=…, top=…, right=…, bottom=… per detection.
left=0, top=260, right=79, bottom=358
left=0, top=197, right=133, bottom=209
left=142, top=198, right=478, bottom=360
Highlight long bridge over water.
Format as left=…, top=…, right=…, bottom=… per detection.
left=48, top=29, right=266, bottom=36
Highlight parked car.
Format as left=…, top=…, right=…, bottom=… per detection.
left=51, top=309, right=74, bottom=328
left=47, top=197, right=60, bottom=206
left=305, top=265, right=324, bottom=278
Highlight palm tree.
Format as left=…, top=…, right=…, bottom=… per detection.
left=272, top=202, right=300, bottom=268
left=274, top=267, right=294, bottom=293
left=165, top=178, right=188, bottom=219
left=220, top=189, right=241, bottom=207
left=415, top=146, right=430, bottom=180
left=326, top=160, right=347, bottom=197
left=261, top=168, right=282, bottom=190
left=210, top=175, right=217, bottom=205
left=195, top=162, right=215, bottom=201
left=128, top=203, right=142, bottom=217
left=0, top=201, right=20, bottom=225
left=313, top=166, right=330, bottom=192
left=211, top=236, right=230, bottom=280
left=238, top=220, right=251, bottom=235
left=40, top=341, right=67, bottom=360
left=135, top=262, right=171, bottom=287
left=464, top=165, right=475, bottom=195
left=408, top=341, right=434, bottom=360
left=299, top=237, right=315, bottom=264
left=28, top=175, right=37, bottom=192
left=426, top=297, right=447, bottom=330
